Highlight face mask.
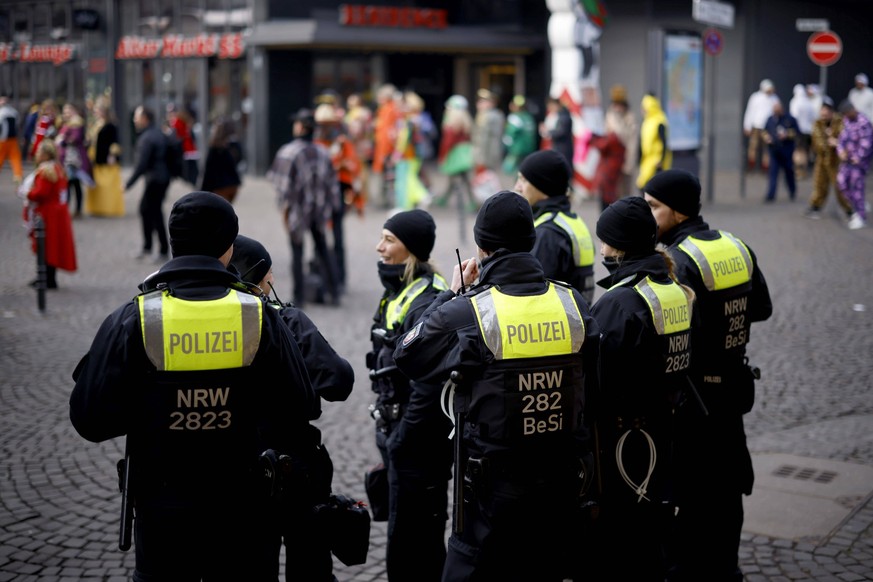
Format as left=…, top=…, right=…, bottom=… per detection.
left=602, top=255, right=621, bottom=274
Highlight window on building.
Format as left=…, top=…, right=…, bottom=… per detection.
left=50, top=2, right=69, bottom=40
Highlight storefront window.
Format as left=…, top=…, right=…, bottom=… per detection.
left=0, top=9, right=11, bottom=42
left=181, top=0, right=203, bottom=36
left=12, top=8, right=30, bottom=43
left=50, top=2, right=69, bottom=41
left=32, top=5, right=50, bottom=41
left=314, top=54, right=373, bottom=104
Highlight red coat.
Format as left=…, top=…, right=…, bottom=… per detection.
left=589, top=132, right=627, bottom=206
left=24, top=162, right=77, bottom=272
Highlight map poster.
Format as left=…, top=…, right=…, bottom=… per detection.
left=663, top=32, right=703, bottom=152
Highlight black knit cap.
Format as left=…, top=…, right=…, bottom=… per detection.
left=169, top=191, right=239, bottom=258
left=642, top=169, right=702, bottom=218
left=474, top=190, right=536, bottom=252
left=518, top=150, right=570, bottom=198
left=230, top=235, right=272, bottom=284
left=596, top=196, right=658, bottom=256
left=383, top=209, right=436, bottom=262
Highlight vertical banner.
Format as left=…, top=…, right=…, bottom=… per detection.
left=545, top=0, right=607, bottom=195
left=662, top=32, right=703, bottom=152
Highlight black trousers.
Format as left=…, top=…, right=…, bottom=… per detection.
left=139, top=180, right=170, bottom=255
left=290, top=223, right=339, bottom=306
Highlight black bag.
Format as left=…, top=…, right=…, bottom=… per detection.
left=164, top=132, right=184, bottom=180
left=314, top=494, right=371, bottom=566
left=364, top=462, right=389, bottom=522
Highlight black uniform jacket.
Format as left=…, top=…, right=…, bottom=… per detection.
left=392, top=250, right=600, bottom=422
left=592, top=252, right=691, bottom=418
left=662, top=216, right=772, bottom=399
left=371, top=264, right=452, bottom=462
left=275, top=302, right=353, bottom=405
left=531, top=195, right=595, bottom=303
left=70, top=256, right=318, bottom=448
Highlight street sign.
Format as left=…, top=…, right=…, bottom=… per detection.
left=703, top=27, right=724, bottom=56
left=807, top=31, right=842, bottom=67
left=692, top=0, right=735, bottom=29
left=796, top=18, right=829, bottom=32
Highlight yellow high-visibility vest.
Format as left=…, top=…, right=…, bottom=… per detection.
left=534, top=211, right=595, bottom=267
left=137, top=289, right=263, bottom=371
left=632, top=276, right=693, bottom=335
left=471, top=282, right=586, bottom=360
left=678, top=231, right=753, bottom=291
left=385, top=274, right=448, bottom=331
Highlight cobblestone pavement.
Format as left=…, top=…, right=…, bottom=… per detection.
left=1, top=164, right=872, bottom=581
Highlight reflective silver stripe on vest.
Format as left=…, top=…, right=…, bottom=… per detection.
left=472, top=291, right=504, bottom=360
left=678, top=233, right=753, bottom=291
left=553, top=284, right=585, bottom=353
left=475, top=284, right=585, bottom=359
left=237, top=292, right=262, bottom=365
left=141, top=290, right=262, bottom=371
left=142, top=292, right=165, bottom=370
left=634, top=279, right=667, bottom=335
left=552, top=213, right=583, bottom=266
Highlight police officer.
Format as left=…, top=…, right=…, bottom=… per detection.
left=642, top=170, right=773, bottom=582
left=70, top=191, right=317, bottom=581
left=514, top=149, right=596, bottom=304
left=587, top=196, right=697, bottom=581
left=393, top=190, right=600, bottom=582
left=230, top=234, right=354, bottom=581
left=368, top=209, right=454, bottom=582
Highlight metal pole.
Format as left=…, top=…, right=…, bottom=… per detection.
left=819, top=65, right=828, bottom=101
left=34, top=214, right=46, bottom=312
left=705, top=51, right=717, bottom=203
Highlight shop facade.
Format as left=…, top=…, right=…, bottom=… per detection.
left=245, top=0, right=550, bottom=173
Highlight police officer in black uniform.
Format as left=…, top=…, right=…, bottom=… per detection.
left=368, top=209, right=454, bottom=582
left=70, top=191, right=318, bottom=581
left=642, top=170, right=773, bottom=582
left=587, top=196, right=697, bottom=581
left=230, top=234, right=354, bottom=581
left=393, top=190, right=600, bottom=582
left=515, top=149, right=596, bottom=304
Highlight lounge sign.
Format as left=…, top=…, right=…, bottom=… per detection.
left=116, top=33, right=245, bottom=60
left=0, top=43, right=76, bottom=66
left=339, top=4, right=448, bottom=29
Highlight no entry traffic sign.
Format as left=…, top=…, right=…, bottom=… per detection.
left=807, top=31, right=842, bottom=66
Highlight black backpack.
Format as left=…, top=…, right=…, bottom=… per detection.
left=164, top=131, right=184, bottom=179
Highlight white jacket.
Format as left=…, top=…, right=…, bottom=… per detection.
left=743, top=91, right=779, bottom=132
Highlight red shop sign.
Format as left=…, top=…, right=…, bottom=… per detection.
left=339, top=4, right=448, bottom=29
left=0, top=42, right=76, bottom=66
left=116, top=33, right=245, bottom=60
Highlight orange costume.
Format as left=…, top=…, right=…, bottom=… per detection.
left=316, top=134, right=363, bottom=214
left=372, top=99, right=400, bottom=174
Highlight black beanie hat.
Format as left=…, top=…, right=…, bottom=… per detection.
left=596, top=196, right=658, bottom=255
left=642, top=169, right=702, bottom=217
left=230, top=235, right=272, bottom=284
left=383, top=209, right=436, bottom=262
left=169, top=191, right=239, bottom=258
left=518, top=150, right=570, bottom=198
left=474, top=190, right=536, bottom=252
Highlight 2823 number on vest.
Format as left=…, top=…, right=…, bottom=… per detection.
left=169, top=387, right=232, bottom=431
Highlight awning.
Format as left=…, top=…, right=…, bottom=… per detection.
left=246, top=17, right=545, bottom=55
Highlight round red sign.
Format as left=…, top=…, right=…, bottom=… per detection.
left=807, top=31, right=842, bottom=67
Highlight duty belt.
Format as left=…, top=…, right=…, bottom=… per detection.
left=368, top=402, right=405, bottom=432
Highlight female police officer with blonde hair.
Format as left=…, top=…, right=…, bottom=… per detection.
left=368, top=209, right=454, bottom=581
left=586, top=196, right=697, bottom=581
